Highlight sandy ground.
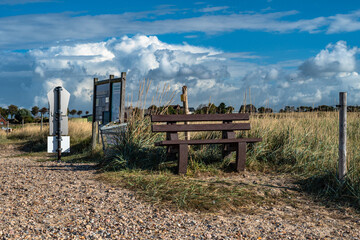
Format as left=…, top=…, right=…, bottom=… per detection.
left=0, top=144, right=359, bottom=239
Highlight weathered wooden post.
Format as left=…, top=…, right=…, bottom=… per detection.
left=181, top=86, right=190, bottom=140
left=6, top=121, right=9, bottom=137
left=339, top=92, right=347, bottom=180
left=92, top=77, right=98, bottom=151
left=120, top=72, right=126, bottom=123
left=40, top=112, right=43, bottom=132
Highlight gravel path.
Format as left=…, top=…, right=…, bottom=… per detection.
left=0, top=145, right=359, bottom=239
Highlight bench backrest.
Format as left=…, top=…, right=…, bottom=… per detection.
left=151, top=113, right=250, bottom=132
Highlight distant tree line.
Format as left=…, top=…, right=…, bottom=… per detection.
left=0, top=105, right=86, bottom=124
left=147, top=102, right=235, bottom=115
left=279, top=105, right=360, bottom=113
left=146, top=103, right=360, bottom=115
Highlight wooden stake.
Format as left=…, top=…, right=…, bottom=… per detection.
left=40, top=112, right=43, bottom=132
left=182, top=86, right=190, bottom=140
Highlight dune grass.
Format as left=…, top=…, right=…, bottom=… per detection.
left=99, top=112, right=360, bottom=210
left=0, top=120, right=93, bottom=154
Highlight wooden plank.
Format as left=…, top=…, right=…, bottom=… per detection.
left=95, top=78, right=123, bottom=85
left=151, top=113, right=249, bottom=122
left=152, top=123, right=250, bottom=132
left=155, top=138, right=262, bottom=146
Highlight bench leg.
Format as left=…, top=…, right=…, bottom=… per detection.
left=236, top=142, right=246, bottom=172
left=178, top=144, right=188, bottom=174
left=167, top=146, right=178, bottom=162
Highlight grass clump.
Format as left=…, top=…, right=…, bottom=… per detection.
left=98, top=116, right=167, bottom=171
left=100, top=171, right=268, bottom=213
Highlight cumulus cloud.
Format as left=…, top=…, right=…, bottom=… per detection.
left=299, top=41, right=358, bottom=77
left=2, top=37, right=360, bottom=112
left=27, top=35, right=237, bottom=110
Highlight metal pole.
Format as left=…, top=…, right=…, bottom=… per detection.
left=56, top=87, right=62, bottom=161
left=339, top=92, right=347, bottom=180
left=92, top=78, right=98, bottom=150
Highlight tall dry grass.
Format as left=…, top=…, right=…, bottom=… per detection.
left=246, top=112, right=360, bottom=205
left=0, top=120, right=92, bottom=151
left=104, top=110, right=360, bottom=206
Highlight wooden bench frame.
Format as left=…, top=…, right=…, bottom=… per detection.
left=151, top=113, right=262, bottom=174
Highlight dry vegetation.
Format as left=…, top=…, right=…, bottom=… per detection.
left=0, top=120, right=93, bottom=154
left=99, top=111, right=360, bottom=211
left=1, top=112, right=360, bottom=211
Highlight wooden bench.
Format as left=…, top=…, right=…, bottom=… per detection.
left=151, top=113, right=262, bottom=174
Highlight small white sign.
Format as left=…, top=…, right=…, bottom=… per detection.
left=49, top=116, right=69, bottom=136
left=47, top=87, right=70, bottom=135
left=47, top=136, right=70, bottom=153
left=47, top=87, right=70, bottom=117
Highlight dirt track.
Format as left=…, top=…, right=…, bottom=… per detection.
left=0, top=144, right=359, bottom=239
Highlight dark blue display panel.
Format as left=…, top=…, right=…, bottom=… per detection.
left=111, top=82, right=121, bottom=122
left=95, top=82, right=122, bottom=124
left=95, top=83, right=110, bottom=122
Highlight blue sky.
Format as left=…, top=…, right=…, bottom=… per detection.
left=1, top=0, right=360, bottom=112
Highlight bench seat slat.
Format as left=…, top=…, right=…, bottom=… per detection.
left=152, top=123, right=250, bottom=132
left=151, top=113, right=249, bottom=122
left=155, top=138, right=262, bottom=146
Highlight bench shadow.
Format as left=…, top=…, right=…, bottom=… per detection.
left=17, top=137, right=91, bottom=155
left=36, top=163, right=97, bottom=172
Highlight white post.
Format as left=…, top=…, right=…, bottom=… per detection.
left=339, top=92, right=347, bottom=180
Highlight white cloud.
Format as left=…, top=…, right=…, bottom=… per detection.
left=199, top=6, right=229, bottom=13
left=2, top=9, right=360, bottom=50
left=299, top=41, right=358, bottom=77
left=28, top=35, right=234, bottom=109
left=2, top=37, right=360, bottom=112
left=327, top=10, right=360, bottom=33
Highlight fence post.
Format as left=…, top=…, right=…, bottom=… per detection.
left=339, top=92, right=347, bottom=180
left=40, top=113, right=43, bottom=132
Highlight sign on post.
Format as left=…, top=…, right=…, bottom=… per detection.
left=47, top=86, right=71, bottom=159
left=47, top=136, right=70, bottom=153
left=48, top=87, right=70, bottom=135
